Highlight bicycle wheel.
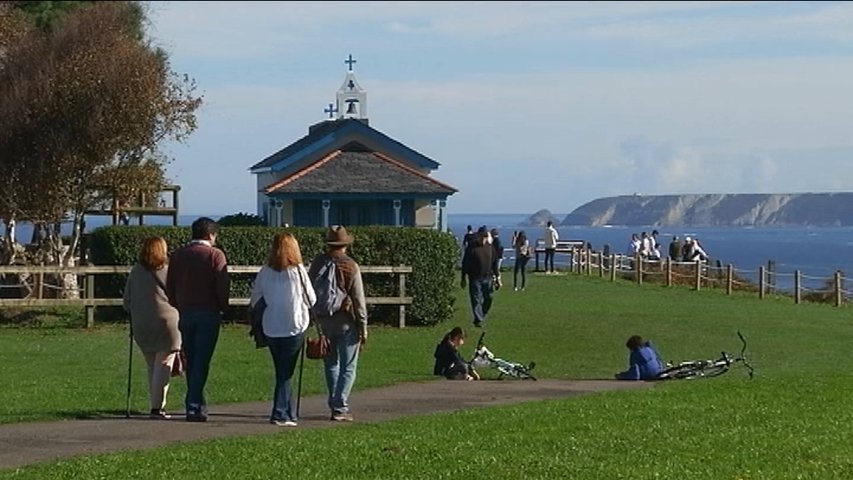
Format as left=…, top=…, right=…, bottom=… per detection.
left=699, top=364, right=730, bottom=378
left=657, top=361, right=706, bottom=380
left=513, top=365, right=537, bottom=381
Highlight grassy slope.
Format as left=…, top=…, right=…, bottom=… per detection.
left=3, top=274, right=853, bottom=478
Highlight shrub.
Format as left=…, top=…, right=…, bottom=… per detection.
left=217, top=213, right=264, bottom=226
left=89, top=225, right=459, bottom=326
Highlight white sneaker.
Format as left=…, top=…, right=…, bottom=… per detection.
left=271, top=419, right=298, bottom=427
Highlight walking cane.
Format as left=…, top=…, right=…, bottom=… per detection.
left=296, top=333, right=307, bottom=418
left=125, top=319, right=133, bottom=418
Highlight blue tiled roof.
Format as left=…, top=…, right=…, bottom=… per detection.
left=249, top=118, right=440, bottom=173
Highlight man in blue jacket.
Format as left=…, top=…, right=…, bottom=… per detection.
left=615, top=335, right=665, bottom=380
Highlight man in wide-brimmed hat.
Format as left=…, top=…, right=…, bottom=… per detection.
left=308, top=225, right=367, bottom=423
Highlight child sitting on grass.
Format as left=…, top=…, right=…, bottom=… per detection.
left=433, top=327, right=479, bottom=381
left=615, top=335, right=665, bottom=381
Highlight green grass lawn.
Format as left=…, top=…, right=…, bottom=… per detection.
left=3, top=273, right=853, bottom=478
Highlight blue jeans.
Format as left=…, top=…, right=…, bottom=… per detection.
left=545, top=248, right=556, bottom=272
left=267, top=333, right=304, bottom=422
left=323, top=327, right=360, bottom=414
left=468, top=277, right=493, bottom=325
left=178, top=309, right=221, bottom=416
left=514, top=256, right=529, bottom=289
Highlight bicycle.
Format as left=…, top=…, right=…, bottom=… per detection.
left=469, top=332, right=537, bottom=380
left=656, top=331, right=755, bottom=380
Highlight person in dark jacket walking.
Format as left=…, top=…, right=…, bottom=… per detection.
left=462, top=229, right=495, bottom=328
left=460, top=225, right=477, bottom=288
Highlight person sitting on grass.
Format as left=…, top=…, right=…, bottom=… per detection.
left=615, top=335, right=665, bottom=381
left=433, top=327, right=479, bottom=381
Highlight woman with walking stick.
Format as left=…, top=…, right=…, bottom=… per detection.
left=250, top=233, right=315, bottom=427
left=122, top=237, right=182, bottom=420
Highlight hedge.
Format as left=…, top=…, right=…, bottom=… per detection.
left=88, top=225, right=459, bottom=326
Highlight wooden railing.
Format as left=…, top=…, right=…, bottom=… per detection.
left=546, top=248, right=849, bottom=307
left=0, top=265, right=413, bottom=328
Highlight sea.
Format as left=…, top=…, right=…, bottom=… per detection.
left=447, top=213, right=853, bottom=294
left=5, top=213, right=852, bottom=293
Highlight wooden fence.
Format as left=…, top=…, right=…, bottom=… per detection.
left=502, top=247, right=849, bottom=307
left=0, top=265, right=413, bottom=327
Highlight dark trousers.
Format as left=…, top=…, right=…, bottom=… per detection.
left=267, top=333, right=305, bottom=422
left=444, top=361, right=471, bottom=380
left=468, top=277, right=493, bottom=325
left=513, top=256, right=529, bottom=289
left=544, top=248, right=556, bottom=272
left=178, top=309, right=221, bottom=416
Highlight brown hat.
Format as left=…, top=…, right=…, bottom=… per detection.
left=326, top=225, right=354, bottom=246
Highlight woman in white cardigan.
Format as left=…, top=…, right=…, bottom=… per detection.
left=250, top=233, right=316, bottom=426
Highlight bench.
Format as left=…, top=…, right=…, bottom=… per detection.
left=533, top=239, right=586, bottom=272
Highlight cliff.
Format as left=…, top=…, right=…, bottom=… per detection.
left=561, top=193, right=853, bottom=227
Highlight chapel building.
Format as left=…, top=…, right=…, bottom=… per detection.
left=249, top=55, right=457, bottom=229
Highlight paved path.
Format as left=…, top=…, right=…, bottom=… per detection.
left=0, top=379, right=652, bottom=471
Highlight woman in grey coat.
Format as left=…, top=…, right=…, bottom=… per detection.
left=123, top=236, right=182, bottom=419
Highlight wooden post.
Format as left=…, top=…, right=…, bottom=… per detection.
left=585, top=249, right=591, bottom=275
left=695, top=261, right=701, bottom=291
left=610, top=254, right=616, bottom=282
left=758, top=266, right=765, bottom=299
left=575, top=248, right=581, bottom=274
left=111, top=195, right=119, bottom=226
left=665, top=258, right=672, bottom=287
left=137, top=192, right=145, bottom=226
left=574, top=248, right=580, bottom=274
left=85, top=272, right=95, bottom=328
left=570, top=248, right=576, bottom=274
left=36, top=270, right=44, bottom=299
left=172, top=188, right=180, bottom=226
left=726, top=264, right=733, bottom=296
left=794, top=270, right=801, bottom=305
left=767, top=260, right=776, bottom=295
left=598, top=252, right=604, bottom=278
left=835, top=270, right=843, bottom=307
left=636, top=255, right=643, bottom=285
left=398, top=268, right=407, bottom=328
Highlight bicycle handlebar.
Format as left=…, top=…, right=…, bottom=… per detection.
left=735, top=330, right=755, bottom=379
left=737, top=330, right=748, bottom=358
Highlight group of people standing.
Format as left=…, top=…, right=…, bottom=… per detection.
left=627, top=230, right=663, bottom=260
left=459, top=225, right=535, bottom=328
left=122, top=217, right=367, bottom=426
left=627, top=230, right=710, bottom=263
left=668, top=235, right=710, bottom=263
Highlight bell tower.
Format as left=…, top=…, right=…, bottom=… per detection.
left=336, top=54, right=367, bottom=121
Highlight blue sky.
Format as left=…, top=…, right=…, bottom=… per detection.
left=146, top=1, right=853, bottom=216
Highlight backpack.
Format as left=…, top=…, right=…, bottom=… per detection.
left=311, top=257, right=347, bottom=317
